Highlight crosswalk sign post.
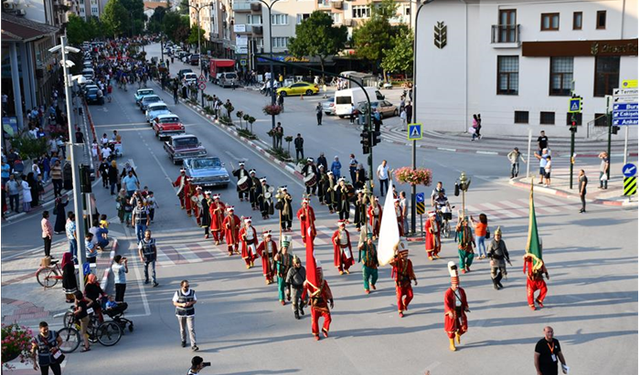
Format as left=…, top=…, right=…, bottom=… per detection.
left=407, top=123, right=422, bottom=141
left=415, top=192, right=425, bottom=237
left=568, top=98, right=582, bottom=113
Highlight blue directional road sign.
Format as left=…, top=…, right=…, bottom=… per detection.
left=568, top=98, right=581, bottom=113
left=416, top=192, right=425, bottom=203
left=407, top=123, right=423, bottom=141
left=613, top=102, right=638, bottom=126
left=622, top=163, right=637, bottom=178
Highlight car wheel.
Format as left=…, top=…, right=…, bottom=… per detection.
left=393, top=109, right=398, bottom=116
left=280, top=91, right=287, bottom=97
left=338, top=115, right=345, bottom=119
left=305, top=90, right=313, bottom=96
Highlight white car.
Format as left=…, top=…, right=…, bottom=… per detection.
left=183, top=72, right=198, bottom=85
left=145, top=102, right=171, bottom=123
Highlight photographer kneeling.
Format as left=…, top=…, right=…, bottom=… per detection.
left=187, top=356, right=210, bottom=375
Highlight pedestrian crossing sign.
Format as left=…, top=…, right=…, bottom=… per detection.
left=407, top=123, right=422, bottom=140
left=568, top=98, right=582, bottom=113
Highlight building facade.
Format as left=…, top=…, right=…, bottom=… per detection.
left=188, top=0, right=235, bottom=58
left=415, top=0, right=638, bottom=137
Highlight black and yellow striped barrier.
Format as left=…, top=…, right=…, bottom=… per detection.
left=624, top=177, right=637, bottom=196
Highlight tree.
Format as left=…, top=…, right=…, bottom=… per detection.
left=288, top=11, right=347, bottom=79
left=147, top=6, right=167, bottom=33
left=187, top=23, right=205, bottom=48
left=163, top=12, right=191, bottom=43
left=102, top=0, right=130, bottom=38
left=66, top=14, right=89, bottom=45
left=381, top=26, right=413, bottom=77
left=352, top=0, right=403, bottom=71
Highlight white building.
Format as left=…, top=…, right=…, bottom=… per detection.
left=415, top=0, right=638, bottom=137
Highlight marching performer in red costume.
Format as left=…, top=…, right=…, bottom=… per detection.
left=332, top=220, right=354, bottom=275
left=222, top=206, right=240, bottom=256
left=523, top=253, right=549, bottom=311
left=256, top=230, right=277, bottom=284
left=209, top=194, right=225, bottom=245
left=444, top=261, right=469, bottom=351
left=296, top=198, right=316, bottom=243
left=173, top=169, right=189, bottom=210
left=367, top=197, right=382, bottom=238
left=239, top=217, right=259, bottom=268
left=390, top=242, right=417, bottom=318
left=425, top=211, right=441, bottom=260
left=302, top=267, right=334, bottom=341
left=192, top=186, right=203, bottom=225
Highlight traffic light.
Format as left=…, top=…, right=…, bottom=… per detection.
left=372, top=130, right=382, bottom=146
left=570, top=120, right=577, bottom=133
left=360, top=131, right=371, bottom=154
left=612, top=125, right=620, bottom=135
left=579, top=97, right=583, bottom=112
left=79, top=164, right=92, bottom=193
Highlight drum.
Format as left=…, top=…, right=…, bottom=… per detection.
left=264, top=186, right=275, bottom=199
left=304, top=173, right=317, bottom=187
left=238, top=176, right=250, bottom=191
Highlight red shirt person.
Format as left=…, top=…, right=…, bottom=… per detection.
left=173, top=169, right=189, bottom=210
left=238, top=217, right=259, bottom=268
left=256, top=230, right=278, bottom=284
left=302, top=267, right=334, bottom=341
left=296, top=198, right=316, bottom=243
left=208, top=195, right=225, bottom=245
left=367, top=197, right=383, bottom=238
left=444, top=261, right=469, bottom=351
left=523, top=253, right=549, bottom=311
left=222, top=206, right=241, bottom=256
left=390, top=242, right=417, bottom=318
left=331, top=220, right=354, bottom=275
left=425, top=211, right=441, bottom=260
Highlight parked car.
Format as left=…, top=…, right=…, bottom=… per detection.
left=134, top=88, right=155, bottom=105
left=356, top=100, right=398, bottom=119
left=218, top=72, right=238, bottom=88
left=178, top=68, right=193, bottom=79
left=85, top=87, right=104, bottom=105
left=322, top=98, right=336, bottom=116
left=276, top=82, right=319, bottom=97
left=182, top=156, right=230, bottom=188
left=145, top=102, right=171, bottom=123
left=140, top=95, right=162, bottom=112
left=163, top=134, right=207, bottom=165
left=82, top=84, right=99, bottom=96
left=189, top=54, right=200, bottom=66
left=183, top=72, right=198, bottom=85
left=152, top=114, right=185, bottom=140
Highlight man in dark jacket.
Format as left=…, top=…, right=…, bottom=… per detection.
left=285, top=256, right=306, bottom=319
left=294, top=134, right=304, bottom=160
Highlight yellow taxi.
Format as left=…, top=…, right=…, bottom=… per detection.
left=276, top=82, right=319, bottom=96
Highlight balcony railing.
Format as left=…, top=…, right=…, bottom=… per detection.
left=252, top=25, right=263, bottom=35
left=232, top=2, right=252, bottom=12
left=491, top=24, right=520, bottom=47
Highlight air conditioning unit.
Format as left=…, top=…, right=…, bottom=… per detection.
left=3, top=2, right=15, bottom=10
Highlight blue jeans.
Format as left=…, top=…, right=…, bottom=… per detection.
left=379, top=178, right=389, bottom=196
left=144, top=260, right=156, bottom=283
left=68, top=239, right=77, bottom=261
left=135, top=223, right=147, bottom=244
left=475, top=236, right=486, bottom=257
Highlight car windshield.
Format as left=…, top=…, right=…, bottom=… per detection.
left=150, top=105, right=168, bottom=112
left=225, top=73, right=236, bottom=78
left=191, top=158, right=221, bottom=169
left=336, top=96, right=351, bottom=105
left=138, top=90, right=154, bottom=96
left=174, top=137, right=198, bottom=148
left=160, top=117, right=180, bottom=123
left=144, top=96, right=160, bottom=103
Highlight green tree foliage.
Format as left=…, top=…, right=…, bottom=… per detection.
left=288, top=11, right=347, bottom=78
left=352, top=0, right=405, bottom=70
left=146, top=6, right=167, bottom=33
left=381, top=25, right=413, bottom=76
left=187, top=24, right=205, bottom=47
left=163, top=12, right=191, bottom=43
left=178, top=0, right=189, bottom=14
left=101, top=0, right=130, bottom=38
left=66, top=14, right=88, bottom=45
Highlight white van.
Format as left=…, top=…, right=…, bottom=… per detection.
left=334, top=87, right=385, bottom=117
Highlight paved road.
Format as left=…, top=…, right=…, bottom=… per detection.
left=1, top=44, right=637, bottom=374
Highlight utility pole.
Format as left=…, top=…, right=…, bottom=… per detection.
left=607, top=96, right=613, bottom=180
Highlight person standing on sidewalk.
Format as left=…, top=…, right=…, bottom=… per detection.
left=294, top=134, right=304, bottom=160
left=42, top=211, right=53, bottom=258
left=535, top=326, right=569, bottom=375
left=316, top=102, right=323, bottom=125
left=5, top=174, right=19, bottom=213
left=21, top=175, right=32, bottom=213
left=377, top=160, right=390, bottom=197
left=598, top=151, right=609, bottom=190
left=544, top=155, right=552, bottom=187
left=112, top=255, right=128, bottom=302
left=65, top=212, right=77, bottom=262
left=537, top=131, right=549, bottom=152
left=578, top=169, right=588, bottom=213
left=173, top=280, right=199, bottom=351
left=507, top=147, right=526, bottom=179
left=138, top=229, right=159, bottom=287
left=274, top=123, right=284, bottom=149
left=535, top=149, right=550, bottom=185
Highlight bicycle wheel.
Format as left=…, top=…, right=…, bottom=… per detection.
left=36, top=267, right=59, bottom=288
left=96, top=321, right=122, bottom=346
left=58, top=328, right=80, bottom=353
left=63, top=311, right=74, bottom=328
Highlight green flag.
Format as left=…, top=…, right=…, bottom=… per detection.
left=526, top=182, right=544, bottom=271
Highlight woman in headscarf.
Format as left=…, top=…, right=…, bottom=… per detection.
left=115, top=189, right=127, bottom=223
left=355, top=163, right=367, bottom=190
left=84, top=273, right=106, bottom=322
left=53, top=196, right=68, bottom=234
left=26, top=172, right=39, bottom=207
left=61, top=252, right=77, bottom=303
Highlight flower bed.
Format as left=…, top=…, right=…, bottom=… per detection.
left=2, top=324, right=34, bottom=370
left=262, top=104, right=283, bottom=116
left=394, top=167, right=433, bottom=186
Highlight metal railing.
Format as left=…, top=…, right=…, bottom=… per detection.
left=491, top=24, right=520, bottom=44
left=586, top=114, right=609, bottom=140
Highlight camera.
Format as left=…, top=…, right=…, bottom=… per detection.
left=202, top=362, right=211, bottom=367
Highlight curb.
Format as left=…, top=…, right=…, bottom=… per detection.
left=508, top=179, right=637, bottom=207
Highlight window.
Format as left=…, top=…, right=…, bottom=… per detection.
left=594, top=56, right=620, bottom=97
left=566, top=112, right=583, bottom=126
left=247, top=15, right=262, bottom=25
left=352, top=5, right=370, bottom=19
left=498, top=9, right=517, bottom=42
left=296, top=13, right=310, bottom=24
left=514, top=111, right=529, bottom=124
left=550, top=57, right=574, bottom=96
left=91, top=6, right=98, bottom=13
left=541, top=13, right=559, bottom=31
left=596, top=10, right=606, bottom=29
left=271, top=14, right=288, bottom=25
left=317, top=0, right=330, bottom=7
left=272, top=37, right=288, bottom=48
left=573, top=12, right=582, bottom=30
left=497, top=56, right=519, bottom=95
left=331, top=12, right=341, bottom=24
left=540, top=112, right=555, bottom=125
left=594, top=113, right=608, bottom=126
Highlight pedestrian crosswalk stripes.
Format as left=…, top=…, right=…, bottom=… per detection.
left=465, top=195, right=571, bottom=221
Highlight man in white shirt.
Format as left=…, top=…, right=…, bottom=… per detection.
left=173, top=280, right=198, bottom=351
left=101, top=146, right=112, bottom=161
left=376, top=160, right=390, bottom=197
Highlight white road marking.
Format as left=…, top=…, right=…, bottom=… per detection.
left=123, top=222, right=152, bottom=317
left=225, top=150, right=245, bottom=162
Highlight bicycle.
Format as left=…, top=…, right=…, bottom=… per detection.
left=437, top=205, right=455, bottom=239
left=57, top=307, right=123, bottom=352
left=35, top=259, right=63, bottom=289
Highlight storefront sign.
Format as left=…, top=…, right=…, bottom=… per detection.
left=523, top=39, right=638, bottom=57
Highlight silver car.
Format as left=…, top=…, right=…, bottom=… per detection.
left=322, top=98, right=336, bottom=116
left=182, top=157, right=230, bottom=188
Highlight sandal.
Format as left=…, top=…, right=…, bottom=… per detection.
left=81, top=347, right=91, bottom=352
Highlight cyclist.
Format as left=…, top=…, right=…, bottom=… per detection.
left=430, top=181, right=446, bottom=207
left=434, top=191, right=452, bottom=235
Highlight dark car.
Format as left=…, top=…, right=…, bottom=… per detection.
left=189, top=54, right=200, bottom=66
left=85, top=87, right=104, bottom=105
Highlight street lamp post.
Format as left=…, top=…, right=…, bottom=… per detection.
left=255, top=0, right=282, bottom=150
left=51, top=36, right=87, bottom=292
left=410, top=0, right=434, bottom=236
left=185, top=2, right=214, bottom=107
left=458, top=171, right=471, bottom=220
